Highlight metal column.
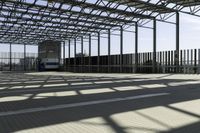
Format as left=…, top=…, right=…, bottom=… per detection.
left=120, top=26, right=123, bottom=73
left=108, top=29, right=111, bottom=73
left=153, top=18, right=157, bottom=73
left=135, top=23, right=138, bottom=73
left=63, top=41, right=66, bottom=71
left=68, top=40, right=71, bottom=71
left=97, top=32, right=100, bottom=72
left=74, top=38, right=76, bottom=72
left=9, top=43, right=12, bottom=71
left=81, top=36, right=84, bottom=72
left=24, top=44, right=26, bottom=71
left=89, top=34, right=91, bottom=72
left=175, top=12, right=180, bottom=73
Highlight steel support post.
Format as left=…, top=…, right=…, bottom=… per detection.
left=89, top=34, right=91, bottom=72
left=176, top=12, right=180, bottom=73
left=68, top=40, right=71, bottom=71
left=153, top=18, right=157, bottom=73
left=81, top=36, right=84, bottom=72
left=74, top=38, right=76, bottom=72
left=120, top=26, right=123, bottom=73
left=97, top=32, right=100, bottom=73
left=135, top=23, right=138, bottom=73
left=108, top=29, right=111, bottom=73
left=24, top=44, right=26, bottom=71
left=0, top=45, right=1, bottom=71
left=9, top=43, right=12, bottom=71
left=63, top=41, right=66, bottom=71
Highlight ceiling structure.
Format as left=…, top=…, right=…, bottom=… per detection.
left=0, top=0, right=200, bottom=45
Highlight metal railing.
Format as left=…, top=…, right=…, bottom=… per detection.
left=65, top=49, right=200, bottom=74
left=0, top=52, right=38, bottom=71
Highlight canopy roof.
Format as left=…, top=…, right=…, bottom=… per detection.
left=0, top=0, right=200, bottom=45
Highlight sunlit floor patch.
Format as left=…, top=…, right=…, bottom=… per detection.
left=24, top=85, right=41, bottom=88
left=80, top=88, right=115, bottom=95
left=43, top=83, right=69, bottom=87
left=169, top=99, right=200, bottom=117
left=10, top=82, right=24, bottom=84
left=114, top=86, right=143, bottom=91
left=140, top=84, right=167, bottom=89
left=111, top=106, right=199, bottom=133
left=94, top=81, right=114, bottom=84
left=0, top=82, right=22, bottom=85
left=0, top=94, right=31, bottom=102
left=16, top=117, right=116, bottom=133
left=10, top=86, right=24, bottom=89
left=34, top=91, right=77, bottom=99
left=0, top=87, right=7, bottom=90
left=10, top=85, right=41, bottom=89
left=168, top=81, right=200, bottom=87
left=113, top=80, right=133, bottom=83
left=24, top=81, right=44, bottom=84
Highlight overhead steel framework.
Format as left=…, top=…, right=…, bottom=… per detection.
left=1, top=0, right=200, bottom=72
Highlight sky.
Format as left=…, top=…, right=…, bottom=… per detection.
left=67, top=12, right=200, bottom=57
left=1, top=12, right=200, bottom=57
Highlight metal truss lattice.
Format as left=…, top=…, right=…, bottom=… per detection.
left=0, top=0, right=200, bottom=45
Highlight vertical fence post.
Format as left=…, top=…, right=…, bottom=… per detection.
left=63, top=41, right=65, bottom=71
left=187, top=50, right=189, bottom=73
left=153, top=18, right=157, bottom=73
left=24, top=44, right=26, bottom=71
left=120, top=26, right=123, bottom=73
left=175, top=12, right=180, bottom=73
left=74, top=39, right=76, bottom=72
left=191, top=49, right=193, bottom=73
left=9, top=43, right=12, bottom=71
left=160, top=51, right=162, bottom=73
left=145, top=52, right=148, bottom=72
left=88, top=35, right=91, bottom=73
left=194, top=49, right=197, bottom=73
left=198, top=49, right=200, bottom=74
left=183, top=50, right=186, bottom=73
left=108, top=29, right=111, bottom=73
left=135, top=22, right=138, bottom=73
left=81, top=36, right=84, bottom=73
left=162, top=51, right=166, bottom=73
left=171, top=51, right=174, bottom=72
left=165, top=51, right=168, bottom=73
left=180, top=50, right=183, bottom=73
left=97, top=32, right=100, bottom=73
left=68, top=40, right=71, bottom=71
left=143, top=53, right=145, bottom=72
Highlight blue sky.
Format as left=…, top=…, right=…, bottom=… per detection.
left=0, top=12, right=200, bottom=57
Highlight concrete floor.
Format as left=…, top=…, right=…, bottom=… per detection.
left=0, top=72, right=199, bottom=133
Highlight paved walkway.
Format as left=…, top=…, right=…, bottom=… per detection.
left=0, top=72, right=199, bottom=133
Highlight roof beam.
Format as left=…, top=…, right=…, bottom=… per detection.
left=56, top=0, right=154, bottom=19
left=5, top=1, right=135, bottom=24
left=0, top=10, right=109, bottom=31
left=2, top=2, right=120, bottom=28
left=108, top=0, right=175, bottom=13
